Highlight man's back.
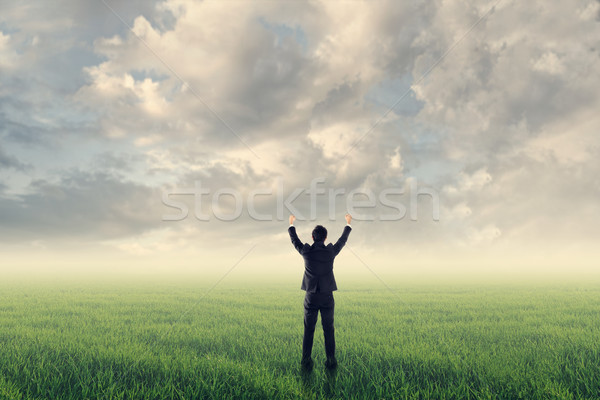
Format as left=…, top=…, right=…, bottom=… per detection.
left=288, top=224, right=352, bottom=293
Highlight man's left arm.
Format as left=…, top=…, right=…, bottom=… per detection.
left=333, top=214, right=353, bottom=256
left=288, top=215, right=305, bottom=254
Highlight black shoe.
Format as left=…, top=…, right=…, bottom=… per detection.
left=325, top=356, right=337, bottom=370
left=301, top=358, right=314, bottom=371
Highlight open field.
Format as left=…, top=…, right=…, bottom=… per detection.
left=1, top=277, right=599, bottom=399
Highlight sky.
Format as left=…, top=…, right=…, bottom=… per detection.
left=1, top=0, right=599, bottom=278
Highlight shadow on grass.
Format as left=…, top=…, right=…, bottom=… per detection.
left=297, top=366, right=338, bottom=400
left=323, top=367, right=338, bottom=397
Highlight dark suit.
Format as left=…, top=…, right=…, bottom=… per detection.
left=288, top=225, right=352, bottom=363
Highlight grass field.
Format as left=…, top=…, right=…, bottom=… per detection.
left=1, top=277, right=599, bottom=399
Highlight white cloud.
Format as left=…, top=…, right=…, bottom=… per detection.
left=466, top=224, right=502, bottom=246
left=0, top=31, right=18, bottom=69
left=532, top=51, right=565, bottom=75
left=389, top=146, right=403, bottom=170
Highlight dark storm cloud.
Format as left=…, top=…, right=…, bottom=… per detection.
left=0, top=169, right=164, bottom=242
left=0, top=145, right=29, bottom=171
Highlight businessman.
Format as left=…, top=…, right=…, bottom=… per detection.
left=288, top=213, right=352, bottom=370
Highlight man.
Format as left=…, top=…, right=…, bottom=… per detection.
left=288, top=213, right=352, bottom=371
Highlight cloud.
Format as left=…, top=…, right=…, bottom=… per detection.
left=0, top=169, right=163, bottom=242
left=0, top=0, right=599, bottom=269
left=0, top=146, right=29, bottom=171
left=408, top=0, right=600, bottom=246
left=74, top=0, right=433, bottom=155
left=0, top=31, right=19, bottom=69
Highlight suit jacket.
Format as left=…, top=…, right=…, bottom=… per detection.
left=289, top=225, right=352, bottom=293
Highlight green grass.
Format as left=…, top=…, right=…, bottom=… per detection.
left=0, top=278, right=599, bottom=399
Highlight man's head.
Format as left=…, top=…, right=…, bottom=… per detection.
left=312, top=225, right=327, bottom=242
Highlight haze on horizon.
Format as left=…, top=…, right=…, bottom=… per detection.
left=1, top=0, right=599, bottom=279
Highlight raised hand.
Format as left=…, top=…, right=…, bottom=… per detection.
left=289, top=215, right=296, bottom=225
left=345, top=213, right=352, bottom=224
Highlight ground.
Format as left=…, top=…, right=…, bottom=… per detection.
left=1, top=277, right=599, bottom=399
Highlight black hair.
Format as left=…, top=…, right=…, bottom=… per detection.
left=312, top=225, right=327, bottom=242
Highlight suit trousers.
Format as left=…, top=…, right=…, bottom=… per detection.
left=302, top=291, right=335, bottom=362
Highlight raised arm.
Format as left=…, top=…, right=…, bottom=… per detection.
left=288, top=215, right=305, bottom=254
left=333, top=214, right=352, bottom=256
